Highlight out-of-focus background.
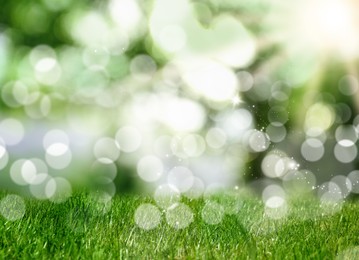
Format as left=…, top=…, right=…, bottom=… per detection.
left=1, top=0, right=359, bottom=204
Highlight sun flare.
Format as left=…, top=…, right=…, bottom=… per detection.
left=288, top=0, right=359, bottom=59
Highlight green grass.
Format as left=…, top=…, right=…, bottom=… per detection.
left=0, top=191, right=359, bottom=259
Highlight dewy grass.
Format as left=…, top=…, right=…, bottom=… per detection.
left=0, top=191, right=358, bottom=259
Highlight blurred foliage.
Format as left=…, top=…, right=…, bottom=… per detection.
left=0, top=0, right=359, bottom=200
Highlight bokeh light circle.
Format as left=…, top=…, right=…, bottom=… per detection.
left=154, top=135, right=173, bottom=158
left=167, top=166, right=194, bottom=193
left=201, top=201, right=224, bottom=225
left=264, top=196, right=288, bottom=219
left=338, top=75, right=358, bottom=95
left=331, top=175, right=352, bottom=198
left=137, top=155, right=163, bottom=182
left=46, top=177, right=73, bottom=203
left=267, top=106, right=288, bottom=124
left=0, top=195, right=26, bottom=221
left=266, top=122, right=286, bottom=143
left=301, top=138, right=325, bottom=162
left=158, top=24, right=187, bottom=52
left=165, top=203, right=193, bottom=229
left=0, top=144, right=9, bottom=170
left=348, top=170, right=359, bottom=194
left=335, top=125, right=358, bottom=146
left=30, top=174, right=52, bottom=200
left=154, top=184, right=181, bottom=209
left=220, top=109, right=253, bottom=140
left=283, top=170, right=316, bottom=194
left=237, top=71, right=254, bottom=92
left=134, top=203, right=162, bottom=230
left=262, top=184, right=285, bottom=202
left=184, top=177, right=205, bottom=199
left=46, top=148, right=72, bottom=169
left=206, top=127, right=227, bottom=149
left=0, top=118, right=25, bottom=146
left=91, top=161, right=118, bottom=181
left=10, top=159, right=37, bottom=186
left=130, top=54, right=157, bottom=81
left=88, top=191, right=113, bottom=215
left=93, top=137, right=120, bottom=163
left=115, top=126, right=142, bottom=153
left=43, top=129, right=69, bottom=148
left=182, top=134, right=206, bottom=157
left=334, top=143, right=357, bottom=163
left=261, top=152, right=292, bottom=178
left=246, top=130, right=270, bottom=152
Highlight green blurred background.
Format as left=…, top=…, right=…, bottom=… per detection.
left=1, top=0, right=359, bottom=203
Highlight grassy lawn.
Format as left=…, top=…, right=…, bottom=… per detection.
left=0, top=191, right=358, bottom=259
